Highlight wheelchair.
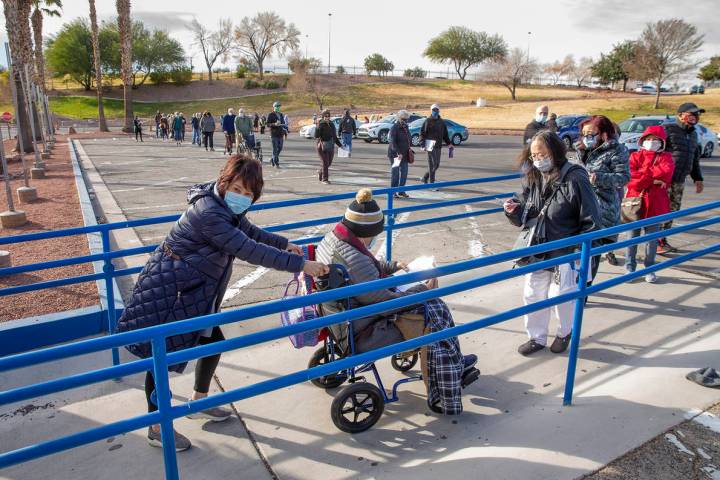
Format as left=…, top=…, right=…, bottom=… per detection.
left=236, top=133, right=263, bottom=162
left=308, top=264, right=479, bottom=433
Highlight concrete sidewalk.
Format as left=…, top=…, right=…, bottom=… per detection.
left=2, top=258, right=719, bottom=479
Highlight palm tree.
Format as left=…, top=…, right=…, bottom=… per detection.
left=30, top=0, right=62, bottom=93
left=2, top=0, right=37, bottom=153
left=88, top=0, right=108, bottom=131
left=116, top=0, right=133, bottom=132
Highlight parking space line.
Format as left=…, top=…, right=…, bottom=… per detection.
left=375, top=212, right=411, bottom=259
left=465, top=205, right=492, bottom=257
left=111, top=176, right=189, bottom=193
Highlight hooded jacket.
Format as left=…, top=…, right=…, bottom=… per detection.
left=626, top=126, right=676, bottom=219
left=664, top=120, right=703, bottom=184
left=117, top=182, right=304, bottom=372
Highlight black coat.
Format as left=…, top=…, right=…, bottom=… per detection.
left=388, top=121, right=411, bottom=159
left=315, top=120, right=343, bottom=147
left=420, top=116, right=450, bottom=146
left=523, top=120, right=548, bottom=144
left=117, top=182, right=305, bottom=372
left=664, top=121, right=703, bottom=183
left=338, top=115, right=357, bottom=135
left=506, top=162, right=603, bottom=261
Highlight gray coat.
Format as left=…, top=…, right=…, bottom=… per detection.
left=316, top=231, right=426, bottom=353
left=201, top=115, right=216, bottom=133
left=579, top=139, right=630, bottom=230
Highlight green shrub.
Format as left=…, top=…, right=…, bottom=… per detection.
left=404, top=67, right=426, bottom=78
left=235, top=65, right=249, bottom=78
left=335, top=65, right=346, bottom=74
left=149, top=69, right=171, bottom=84
left=244, top=79, right=260, bottom=89
left=170, top=67, right=192, bottom=85
left=263, top=80, right=280, bottom=89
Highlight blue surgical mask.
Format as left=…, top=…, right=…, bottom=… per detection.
left=535, top=114, right=548, bottom=124
left=431, top=110, right=439, bottom=118
left=224, top=191, right=253, bottom=214
left=582, top=135, right=597, bottom=149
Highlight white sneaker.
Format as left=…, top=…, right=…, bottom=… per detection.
left=644, top=273, right=657, bottom=283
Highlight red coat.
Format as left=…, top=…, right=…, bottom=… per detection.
left=625, top=126, right=675, bottom=219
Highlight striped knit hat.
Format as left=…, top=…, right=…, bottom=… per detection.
left=342, top=188, right=385, bottom=237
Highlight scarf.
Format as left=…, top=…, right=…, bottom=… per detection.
left=332, top=223, right=386, bottom=278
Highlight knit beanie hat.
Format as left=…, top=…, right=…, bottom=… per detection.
left=342, top=188, right=385, bottom=237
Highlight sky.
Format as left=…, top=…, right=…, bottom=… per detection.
left=1, top=0, right=718, bottom=73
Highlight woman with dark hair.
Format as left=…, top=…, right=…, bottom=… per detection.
left=504, top=131, right=602, bottom=356
left=314, top=109, right=343, bottom=184
left=577, top=115, right=630, bottom=277
left=117, top=153, right=329, bottom=451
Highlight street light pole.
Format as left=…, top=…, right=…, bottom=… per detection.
left=328, top=13, right=332, bottom=74
left=305, top=34, right=309, bottom=59
left=527, top=31, right=532, bottom=62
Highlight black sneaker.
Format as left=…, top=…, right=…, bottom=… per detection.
left=518, top=339, right=545, bottom=356
left=657, top=238, right=676, bottom=255
left=550, top=333, right=572, bottom=354
left=463, top=354, right=478, bottom=374
left=606, top=251, right=619, bottom=266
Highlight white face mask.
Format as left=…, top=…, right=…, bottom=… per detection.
left=535, top=114, right=548, bottom=124
left=642, top=140, right=662, bottom=152
left=533, top=157, right=553, bottom=172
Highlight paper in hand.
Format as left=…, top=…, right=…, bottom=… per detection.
left=392, top=157, right=402, bottom=168
left=338, top=147, right=350, bottom=158
left=424, top=140, right=436, bottom=151
left=393, top=256, right=436, bottom=292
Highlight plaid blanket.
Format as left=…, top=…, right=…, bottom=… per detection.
left=411, top=299, right=464, bottom=415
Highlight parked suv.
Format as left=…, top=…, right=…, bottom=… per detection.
left=356, top=113, right=424, bottom=144
left=618, top=115, right=675, bottom=153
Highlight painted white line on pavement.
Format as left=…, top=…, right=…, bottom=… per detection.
left=124, top=203, right=187, bottom=212
left=375, top=212, right=411, bottom=260
left=111, top=176, right=189, bottom=193
left=465, top=205, right=491, bottom=257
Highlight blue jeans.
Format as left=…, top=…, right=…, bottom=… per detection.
left=625, top=223, right=660, bottom=271
left=341, top=132, right=353, bottom=152
left=155, top=123, right=160, bottom=138
left=192, top=127, right=200, bottom=145
left=271, top=136, right=284, bottom=166
left=390, top=157, right=408, bottom=191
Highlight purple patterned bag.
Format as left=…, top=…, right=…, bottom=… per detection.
left=280, top=273, right=320, bottom=349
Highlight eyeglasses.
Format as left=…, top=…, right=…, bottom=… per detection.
left=529, top=154, right=551, bottom=161
left=582, top=133, right=598, bottom=139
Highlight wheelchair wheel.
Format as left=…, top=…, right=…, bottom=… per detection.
left=331, top=382, right=384, bottom=434
left=308, top=345, right=347, bottom=389
left=391, top=352, right=418, bottom=372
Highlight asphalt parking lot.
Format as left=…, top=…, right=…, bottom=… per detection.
left=77, top=130, right=719, bottom=312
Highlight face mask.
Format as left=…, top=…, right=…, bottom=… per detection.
left=582, top=135, right=597, bottom=149
left=642, top=140, right=662, bottom=152
left=532, top=157, right=553, bottom=172
left=431, top=110, right=439, bottom=118
left=224, top=191, right=253, bottom=214
left=274, top=107, right=281, bottom=113
left=535, top=114, right=547, bottom=124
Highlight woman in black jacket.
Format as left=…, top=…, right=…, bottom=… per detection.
left=314, top=109, right=343, bottom=184
left=117, top=153, right=328, bottom=451
left=388, top=110, right=412, bottom=198
left=504, top=131, right=602, bottom=357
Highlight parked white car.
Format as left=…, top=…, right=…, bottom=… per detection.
left=696, top=123, right=717, bottom=158
left=298, top=117, right=364, bottom=139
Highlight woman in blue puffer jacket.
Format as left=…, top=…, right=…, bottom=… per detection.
left=117, top=153, right=329, bottom=451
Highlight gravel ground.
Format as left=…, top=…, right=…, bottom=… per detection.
left=584, top=402, right=720, bottom=479
left=0, top=134, right=98, bottom=321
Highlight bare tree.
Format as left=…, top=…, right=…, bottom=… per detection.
left=287, top=64, right=331, bottom=111
left=116, top=0, right=133, bottom=132
left=189, top=17, right=233, bottom=83
left=631, top=19, right=704, bottom=108
left=568, top=56, right=594, bottom=87
left=487, top=47, right=539, bottom=101
left=88, top=0, right=107, bottom=131
left=544, top=55, right=574, bottom=85
left=234, top=11, right=300, bottom=80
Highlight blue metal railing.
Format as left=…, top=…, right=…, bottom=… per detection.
left=0, top=173, right=717, bottom=478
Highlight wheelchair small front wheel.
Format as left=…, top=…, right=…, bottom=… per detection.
left=331, top=382, right=384, bottom=433
left=308, top=345, right=347, bottom=389
left=391, top=352, right=418, bottom=372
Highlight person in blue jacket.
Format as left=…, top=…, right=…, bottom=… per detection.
left=117, top=153, right=329, bottom=451
left=222, top=108, right=237, bottom=155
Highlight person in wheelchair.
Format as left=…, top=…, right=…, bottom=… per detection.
left=315, top=188, right=479, bottom=415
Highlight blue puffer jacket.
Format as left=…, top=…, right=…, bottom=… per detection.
left=579, top=138, right=630, bottom=231
left=117, top=182, right=305, bottom=372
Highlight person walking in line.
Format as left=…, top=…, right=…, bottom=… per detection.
left=253, top=112, right=260, bottom=133
left=180, top=113, right=187, bottom=142
left=576, top=115, right=630, bottom=282
left=338, top=109, right=357, bottom=157
left=315, top=109, right=343, bottom=184
left=546, top=113, right=558, bottom=133
left=267, top=101, right=285, bottom=168
left=523, top=105, right=550, bottom=144
left=659, top=102, right=705, bottom=254
left=191, top=113, right=201, bottom=146
left=260, top=114, right=267, bottom=135
left=222, top=108, right=237, bottom=155
left=234, top=108, right=255, bottom=154
left=388, top=110, right=413, bottom=199
left=172, top=113, right=184, bottom=146
left=133, top=115, right=144, bottom=142
left=154, top=111, right=162, bottom=138
left=283, top=113, right=290, bottom=138
left=117, top=153, right=329, bottom=451
left=624, top=126, right=675, bottom=283
left=160, top=115, right=169, bottom=141
left=504, top=131, right=602, bottom=356
left=201, top=111, right=216, bottom=151
left=168, top=112, right=176, bottom=140
left=420, top=104, right=451, bottom=189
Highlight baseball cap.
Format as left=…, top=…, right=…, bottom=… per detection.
left=677, top=102, right=705, bottom=114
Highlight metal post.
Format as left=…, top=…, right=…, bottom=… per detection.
left=32, top=84, right=48, bottom=153
left=150, top=337, right=180, bottom=480
left=101, top=229, right=120, bottom=366
left=563, top=240, right=591, bottom=405
left=5, top=43, right=30, bottom=188
left=0, top=127, right=15, bottom=212
left=385, top=193, right=394, bottom=261
left=327, top=13, right=332, bottom=75
left=19, top=65, right=42, bottom=169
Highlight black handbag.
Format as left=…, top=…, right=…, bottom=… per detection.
left=513, top=183, right=562, bottom=266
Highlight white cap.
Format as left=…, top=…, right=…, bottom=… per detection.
left=431, top=104, right=440, bottom=111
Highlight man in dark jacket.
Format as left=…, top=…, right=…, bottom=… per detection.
left=523, top=105, right=550, bottom=144
left=315, top=109, right=343, bottom=183
left=388, top=110, right=412, bottom=198
left=221, top=108, right=236, bottom=155
left=154, top=111, right=162, bottom=138
left=420, top=104, right=451, bottom=187
left=338, top=109, right=357, bottom=156
left=659, top=102, right=705, bottom=253
left=267, top=101, right=285, bottom=167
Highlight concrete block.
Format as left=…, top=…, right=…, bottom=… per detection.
left=41, top=152, right=51, bottom=160
left=0, top=210, right=27, bottom=228
left=17, top=186, right=38, bottom=203
left=30, top=167, right=45, bottom=179
left=0, top=250, right=10, bottom=268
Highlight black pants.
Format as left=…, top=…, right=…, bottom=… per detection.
left=203, top=132, right=214, bottom=149
left=135, top=129, right=143, bottom=142
left=145, top=326, right=225, bottom=412
left=423, top=147, right=441, bottom=183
